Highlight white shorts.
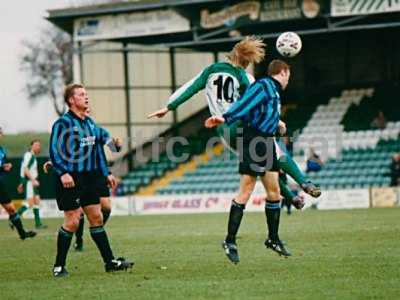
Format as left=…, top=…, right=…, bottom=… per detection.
left=25, top=181, right=40, bottom=199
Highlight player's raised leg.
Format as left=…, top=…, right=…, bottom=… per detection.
left=276, top=140, right=321, bottom=198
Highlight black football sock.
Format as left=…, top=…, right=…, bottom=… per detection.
left=9, top=213, right=26, bottom=238
left=55, top=227, right=73, bottom=267
left=225, top=200, right=245, bottom=244
left=102, top=209, right=111, bottom=225
left=265, top=200, right=281, bottom=241
left=90, top=226, right=114, bottom=263
left=75, top=213, right=84, bottom=242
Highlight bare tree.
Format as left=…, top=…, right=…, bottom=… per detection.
left=20, top=25, right=73, bottom=116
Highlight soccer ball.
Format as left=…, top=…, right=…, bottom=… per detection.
left=276, top=32, right=302, bottom=58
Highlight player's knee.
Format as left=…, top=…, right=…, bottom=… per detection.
left=267, top=186, right=281, bottom=200
left=87, top=211, right=103, bottom=227
left=265, top=180, right=280, bottom=199
left=64, top=217, right=80, bottom=232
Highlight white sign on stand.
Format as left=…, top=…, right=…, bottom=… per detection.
left=315, top=189, right=370, bottom=210
left=74, top=9, right=190, bottom=41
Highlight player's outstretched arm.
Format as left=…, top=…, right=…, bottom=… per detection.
left=205, top=116, right=225, bottom=128
left=149, top=66, right=212, bottom=120
left=147, top=107, right=169, bottom=119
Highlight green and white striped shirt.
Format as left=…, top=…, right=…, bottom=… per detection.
left=20, top=151, right=38, bottom=179
left=167, top=62, right=254, bottom=117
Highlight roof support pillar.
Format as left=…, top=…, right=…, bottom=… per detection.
left=123, top=42, right=134, bottom=171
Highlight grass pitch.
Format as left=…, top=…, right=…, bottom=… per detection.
left=0, top=208, right=399, bottom=300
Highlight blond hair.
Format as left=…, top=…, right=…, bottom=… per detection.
left=227, top=36, right=266, bottom=68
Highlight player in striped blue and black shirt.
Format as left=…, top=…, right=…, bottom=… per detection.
left=49, top=84, right=133, bottom=277
left=44, top=122, right=122, bottom=251
left=223, top=77, right=282, bottom=136
left=206, top=60, right=293, bottom=263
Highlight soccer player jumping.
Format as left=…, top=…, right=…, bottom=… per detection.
left=148, top=36, right=320, bottom=206
left=205, top=60, right=293, bottom=263
left=49, top=84, right=133, bottom=277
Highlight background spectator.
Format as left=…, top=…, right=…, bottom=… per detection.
left=371, top=110, right=387, bottom=130
left=306, top=148, right=324, bottom=173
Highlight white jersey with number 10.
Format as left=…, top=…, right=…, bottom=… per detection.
left=167, top=62, right=255, bottom=117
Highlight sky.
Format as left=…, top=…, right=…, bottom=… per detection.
left=0, top=0, right=70, bottom=134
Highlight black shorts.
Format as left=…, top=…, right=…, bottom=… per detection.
left=0, top=180, right=11, bottom=205
left=238, top=125, right=279, bottom=177
left=98, top=176, right=110, bottom=198
left=56, top=171, right=102, bottom=211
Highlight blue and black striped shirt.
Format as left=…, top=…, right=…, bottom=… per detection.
left=223, top=76, right=281, bottom=136
left=49, top=111, right=109, bottom=176
left=0, top=146, right=7, bottom=180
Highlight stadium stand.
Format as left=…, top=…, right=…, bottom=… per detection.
left=117, top=153, right=177, bottom=195
left=308, top=138, right=400, bottom=190
left=293, top=88, right=375, bottom=160
left=297, top=84, right=400, bottom=190
left=116, top=128, right=216, bottom=195
left=295, top=85, right=400, bottom=160
left=342, top=84, right=400, bottom=131
left=156, top=147, right=239, bottom=195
